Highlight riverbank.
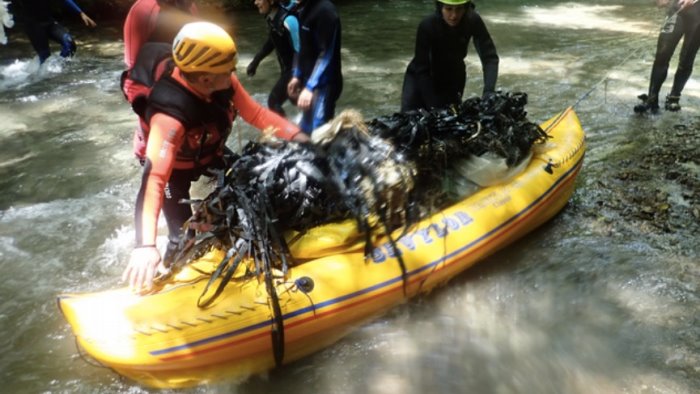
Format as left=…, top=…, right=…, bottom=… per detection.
left=584, top=113, right=700, bottom=254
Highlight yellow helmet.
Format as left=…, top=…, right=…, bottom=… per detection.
left=172, top=22, right=238, bottom=74
left=438, top=0, right=469, bottom=4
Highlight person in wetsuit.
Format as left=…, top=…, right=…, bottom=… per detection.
left=635, top=0, right=700, bottom=113
left=286, top=0, right=342, bottom=134
left=401, top=0, right=499, bottom=112
left=21, top=0, right=96, bottom=63
left=247, top=0, right=300, bottom=117
left=123, top=0, right=199, bottom=69
left=1, top=0, right=14, bottom=45
left=122, top=22, right=310, bottom=292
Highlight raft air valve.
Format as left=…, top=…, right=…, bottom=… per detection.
left=295, top=277, right=315, bottom=293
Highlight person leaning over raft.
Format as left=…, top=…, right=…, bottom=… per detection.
left=635, top=0, right=700, bottom=113
left=401, top=0, right=499, bottom=112
left=123, top=0, right=199, bottom=69
left=122, top=21, right=310, bottom=293
left=286, top=0, right=343, bottom=134
left=20, top=0, right=96, bottom=64
left=247, top=0, right=300, bottom=117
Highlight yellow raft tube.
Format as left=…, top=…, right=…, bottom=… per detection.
left=58, top=108, right=586, bottom=388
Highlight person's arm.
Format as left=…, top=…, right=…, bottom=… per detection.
left=469, top=12, right=499, bottom=96
left=303, top=12, right=339, bottom=91
left=678, top=0, right=697, bottom=11
left=63, top=0, right=96, bottom=27
left=284, top=14, right=301, bottom=53
left=287, top=14, right=303, bottom=99
left=247, top=36, right=275, bottom=77
left=296, top=9, right=340, bottom=110
left=231, top=74, right=306, bottom=141
left=123, top=113, right=185, bottom=291
left=123, top=1, right=160, bottom=68
left=411, top=17, right=441, bottom=109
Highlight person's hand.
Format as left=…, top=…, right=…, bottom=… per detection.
left=287, top=77, right=301, bottom=100
left=678, top=0, right=696, bottom=11
left=292, top=131, right=310, bottom=143
left=122, top=246, right=163, bottom=294
left=296, top=88, right=313, bottom=111
left=246, top=61, right=258, bottom=77
left=80, top=13, right=97, bottom=28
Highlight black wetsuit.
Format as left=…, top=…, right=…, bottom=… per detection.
left=645, top=1, right=700, bottom=104
left=293, top=0, right=343, bottom=133
left=249, top=5, right=300, bottom=116
left=401, top=3, right=499, bottom=112
left=21, top=0, right=83, bottom=63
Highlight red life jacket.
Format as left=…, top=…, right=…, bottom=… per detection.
left=121, top=42, right=237, bottom=166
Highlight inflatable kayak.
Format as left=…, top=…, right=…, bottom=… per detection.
left=57, top=107, right=586, bottom=388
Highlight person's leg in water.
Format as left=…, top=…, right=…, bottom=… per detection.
left=636, top=14, right=684, bottom=113
left=666, top=19, right=700, bottom=111
left=25, top=21, right=51, bottom=63
left=47, top=21, right=76, bottom=58
left=159, top=157, right=234, bottom=267
left=161, top=169, right=198, bottom=267
left=268, top=70, right=294, bottom=117
left=400, top=71, right=430, bottom=112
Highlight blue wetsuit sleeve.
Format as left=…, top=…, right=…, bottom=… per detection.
left=284, top=15, right=300, bottom=53
left=305, top=14, right=339, bottom=91
left=63, top=0, right=84, bottom=14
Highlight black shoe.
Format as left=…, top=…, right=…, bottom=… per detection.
left=664, top=95, right=681, bottom=112
left=634, top=94, right=660, bottom=114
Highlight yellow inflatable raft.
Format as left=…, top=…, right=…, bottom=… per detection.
left=58, top=107, right=586, bottom=388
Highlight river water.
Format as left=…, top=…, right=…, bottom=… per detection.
left=0, top=1, right=698, bottom=393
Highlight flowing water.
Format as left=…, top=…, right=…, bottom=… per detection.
left=0, top=1, right=698, bottom=393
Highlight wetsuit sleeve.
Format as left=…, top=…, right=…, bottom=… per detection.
left=292, top=52, right=301, bottom=79
left=252, top=36, right=275, bottom=65
left=230, top=74, right=300, bottom=140
left=63, top=0, right=84, bottom=15
left=304, top=10, right=340, bottom=91
left=134, top=113, right=185, bottom=247
left=411, top=18, right=441, bottom=108
left=284, top=15, right=301, bottom=53
left=470, top=12, right=499, bottom=95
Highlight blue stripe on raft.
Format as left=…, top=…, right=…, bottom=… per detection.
left=150, top=153, right=584, bottom=356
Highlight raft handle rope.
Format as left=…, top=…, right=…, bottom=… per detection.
left=543, top=7, right=671, bottom=135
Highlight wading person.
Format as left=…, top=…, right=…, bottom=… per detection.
left=286, top=0, right=342, bottom=134
left=21, top=0, right=96, bottom=64
left=247, top=0, right=300, bottom=117
left=401, top=0, right=499, bottom=112
left=122, top=21, right=309, bottom=292
left=635, top=0, right=700, bottom=113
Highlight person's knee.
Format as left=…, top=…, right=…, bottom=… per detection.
left=267, top=95, right=285, bottom=116
left=59, top=32, right=76, bottom=58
